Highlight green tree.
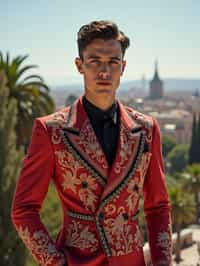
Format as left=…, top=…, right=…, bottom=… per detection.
left=65, top=94, right=77, bottom=106
left=189, top=113, right=198, bottom=164
left=182, top=164, right=200, bottom=224
left=167, top=144, right=189, bottom=174
left=0, top=52, right=55, bottom=146
left=41, top=183, right=62, bottom=239
left=0, top=70, right=26, bottom=265
left=197, top=113, right=200, bottom=163
left=169, top=185, right=195, bottom=263
left=162, top=135, right=177, bottom=158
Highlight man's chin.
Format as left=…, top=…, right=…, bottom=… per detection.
left=95, top=85, right=115, bottom=93
left=95, top=89, right=112, bottom=94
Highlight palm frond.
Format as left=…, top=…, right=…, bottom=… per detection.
left=13, top=55, right=29, bottom=68
left=21, top=74, right=44, bottom=83
left=22, top=81, right=49, bottom=91
left=15, top=65, right=38, bottom=82
left=6, top=52, right=10, bottom=67
left=0, top=51, right=52, bottom=145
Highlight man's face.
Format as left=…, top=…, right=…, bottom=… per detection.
left=75, top=38, right=126, bottom=100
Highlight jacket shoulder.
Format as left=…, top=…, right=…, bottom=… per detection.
left=37, top=106, right=71, bottom=129
left=125, top=106, right=154, bottom=130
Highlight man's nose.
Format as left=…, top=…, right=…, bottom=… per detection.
left=98, top=63, right=111, bottom=79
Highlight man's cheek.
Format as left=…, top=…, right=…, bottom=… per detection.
left=84, top=62, right=97, bottom=71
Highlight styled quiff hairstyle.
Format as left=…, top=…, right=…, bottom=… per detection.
left=77, top=20, right=130, bottom=59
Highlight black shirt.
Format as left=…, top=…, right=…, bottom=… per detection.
left=82, top=96, right=119, bottom=167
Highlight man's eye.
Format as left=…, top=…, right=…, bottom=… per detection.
left=110, top=61, right=119, bottom=65
left=90, top=60, right=99, bottom=64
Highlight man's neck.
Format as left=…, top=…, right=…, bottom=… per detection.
left=84, top=93, right=116, bottom=111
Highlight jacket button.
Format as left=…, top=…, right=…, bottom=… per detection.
left=99, top=212, right=104, bottom=220
left=133, top=184, right=139, bottom=192
left=122, top=213, right=129, bottom=220
left=81, top=181, right=88, bottom=188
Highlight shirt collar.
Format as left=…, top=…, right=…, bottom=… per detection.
left=83, top=96, right=118, bottom=124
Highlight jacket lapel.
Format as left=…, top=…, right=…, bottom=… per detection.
left=61, top=97, right=146, bottom=203
left=100, top=102, right=145, bottom=201
left=61, top=97, right=109, bottom=187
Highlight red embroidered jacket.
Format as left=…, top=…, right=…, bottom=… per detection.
left=11, top=97, right=172, bottom=266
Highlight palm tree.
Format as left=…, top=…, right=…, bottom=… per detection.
left=0, top=51, right=55, bottom=146
left=169, top=184, right=195, bottom=264
left=182, top=164, right=200, bottom=224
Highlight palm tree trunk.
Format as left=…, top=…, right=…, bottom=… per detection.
left=175, top=224, right=182, bottom=264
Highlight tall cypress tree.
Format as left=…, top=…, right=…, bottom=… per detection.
left=197, top=113, right=200, bottom=163
left=189, top=112, right=197, bottom=164
left=0, top=70, right=26, bottom=265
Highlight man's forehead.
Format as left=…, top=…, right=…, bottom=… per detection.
left=84, top=39, right=122, bottom=57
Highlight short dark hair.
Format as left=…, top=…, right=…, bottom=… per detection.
left=77, top=20, right=130, bottom=59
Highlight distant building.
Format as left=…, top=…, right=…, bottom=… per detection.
left=149, top=60, right=164, bottom=99
left=149, top=109, right=192, bottom=144
left=193, top=88, right=200, bottom=98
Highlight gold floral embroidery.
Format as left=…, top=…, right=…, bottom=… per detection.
left=46, top=111, right=69, bottom=145
left=18, top=226, right=64, bottom=266
left=114, top=123, right=136, bottom=174
left=125, top=152, right=151, bottom=215
left=104, top=204, right=116, bottom=216
left=135, top=113, right=152, bottom=129
left=78, top=119, right=108, bottom=169
left=135, top=113, right=153, bottom=143
left=77, top=173, right=98, bottom=212
left=66, top=221, right=98, bottom=252
left=134, top=224, right=144, bottom=249
left=126, top=177, right=141, bottom=215
left=126, top=108, right=153, bottom=143
left=157, top=224, right=172, bottom=262
left=104, top=220, right=133, bottom=255
left=103, top=206, right=143, bottom=256
left=55, top=150, right=82, bottom=193
left=136, top=152, right=152, bottom=180
left=56, top=150, right=99, bottom=211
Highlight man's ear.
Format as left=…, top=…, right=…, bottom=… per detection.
left=75, top=57, right=84, bottom=74
left=121, top=60, right=126, bottom=76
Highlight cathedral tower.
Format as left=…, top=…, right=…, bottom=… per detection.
left=149, top=60, right=164, bottom=99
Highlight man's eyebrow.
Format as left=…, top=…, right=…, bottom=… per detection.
left=110, top=56, right=121, bottom=61
left=87, top=55, right=101, bottom=59
left=87, top=55, right=121, bottom=60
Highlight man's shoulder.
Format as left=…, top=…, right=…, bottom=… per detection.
left=124, top=105, right=154, bottom=130
left=36, top=106, right=71, bottom=129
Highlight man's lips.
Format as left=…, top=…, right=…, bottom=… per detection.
left=96, top=82, right=112, bottom=85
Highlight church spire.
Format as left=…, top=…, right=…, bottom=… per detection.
left=149, top=59, right=164, bottom=99
left=153, top=59, right=160, bottom=81
left=155, top=59, right=158, bottom=71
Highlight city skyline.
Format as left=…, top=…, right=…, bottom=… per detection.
left=1, top=0, right=200, bottom=86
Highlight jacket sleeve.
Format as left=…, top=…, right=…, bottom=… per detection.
left=11, top=119, right=66, bottom=266
left=143, top=118, right=172, bottom=266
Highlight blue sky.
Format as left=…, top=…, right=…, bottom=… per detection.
left=1, top=0, right=200, bottom=86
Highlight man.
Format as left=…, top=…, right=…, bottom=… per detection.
left=11, top=20, right=172, bottom=266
